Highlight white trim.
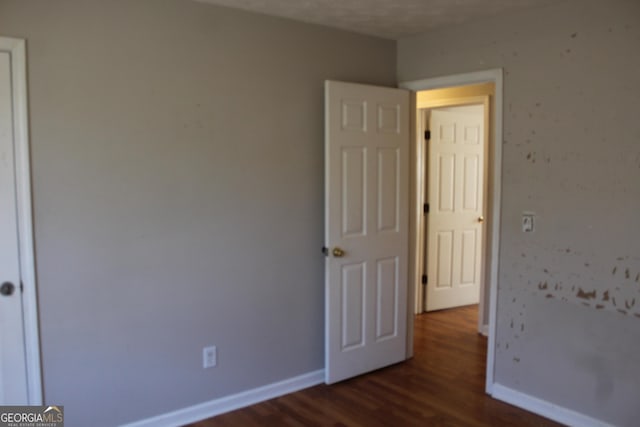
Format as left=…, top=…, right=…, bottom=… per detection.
left=492, top=383, right=614, bottom=427
left=400, top=69, right=503, bottom=396
left=0, top=36, right=42, bottom=405
left=121, top=370, right=324, bottom=427
left=401, top=69, right=502, bottom=92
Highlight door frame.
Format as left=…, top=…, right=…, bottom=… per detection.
left=400, top=69, right=503, bottom=395
left=0, top=36, right=42, bottom=404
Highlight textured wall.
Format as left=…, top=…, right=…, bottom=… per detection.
left=0, top=1, right=395, bottom=425
left=399, top=0, right=640, bottom=425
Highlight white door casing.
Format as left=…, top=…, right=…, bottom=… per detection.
left=426, top=108, right=485, bottom=311
left=325, top=81, right=409, bottom=384
left=0, top=37, right=41, bottom=405
left=401, top=69, right=503, bottom=394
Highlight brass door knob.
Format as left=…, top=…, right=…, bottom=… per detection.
left=332, top=247, right=345, bottom=258
left=478, top=216, right=484, bottom=223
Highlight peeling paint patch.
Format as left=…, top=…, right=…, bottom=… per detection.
left=526, top=152, right=536, bottom=163
left=625, top=299, right=636, bottom=310
left=513, top=357, right=520, bottom=363
left=602, top=291, right=610, bottom=301
left=546, top=294, right=554, bottom=299
left=576, top=288, right=596, bottom=300
left=596, top=305, right=605, bottom=309
left=612, top=266, right=617, bottom=275
left=618, top=309, right=628, bottom=315
left=625, top=268, right=630, bottom=279
left=571, top=32, right=578, bottom=38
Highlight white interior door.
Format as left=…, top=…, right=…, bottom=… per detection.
left=426, top=107, right=485, bottom=312
left=0, top=50, right=29, bottom=404
left=325, top=81, right=409, bottom=384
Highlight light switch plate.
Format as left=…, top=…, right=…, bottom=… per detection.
left=522, top=212, right=535, bottom=233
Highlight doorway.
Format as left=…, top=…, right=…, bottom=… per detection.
left=401, top=69, right=503, bottom=394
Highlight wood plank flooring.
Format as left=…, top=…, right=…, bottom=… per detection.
left=187, top=305, right=563, bottom=426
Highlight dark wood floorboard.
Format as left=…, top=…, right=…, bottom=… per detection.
left=186, top=305, right=563, bottom=426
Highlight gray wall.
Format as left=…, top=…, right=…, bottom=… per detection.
left=0, top=1, right=395, bottom=425
left=399, top=0, right=640, bottom=425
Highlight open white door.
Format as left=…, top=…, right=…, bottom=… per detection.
left=0, top=48, right=28, bottom=404
left=325, top=81, right=409, bottom=384
left=426, top=108, right=485, bottom=311
left=0, top=37, right=40, bottom=405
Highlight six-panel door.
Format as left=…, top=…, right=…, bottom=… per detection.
left=325, top=81, right=409, bottom=384
left=426, top=107, right=485, bottom=311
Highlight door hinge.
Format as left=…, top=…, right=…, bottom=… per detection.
left=421, top=274, right=428, bottom=285
left=423, top=203, right=429, bottom=214
left=424, top=130, right=431, bottom=140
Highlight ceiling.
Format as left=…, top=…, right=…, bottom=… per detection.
left=194, top=0, right=558, bottom=40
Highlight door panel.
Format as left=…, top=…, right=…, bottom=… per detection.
left=325, top=81, right=409, bottom=384
left=437, top=154, right=455, bottom=211
left=463, top=155, right=480, bottom=210
left=377, top=148, right=399, bottom=232
left=375, top=257, right=398, bottom=341
left=342, top=148, right=366, bottom=237
left=341, top=263, right=365, bottom=350
left=426, top=108, right=485, bottom=311
left=436, top=231, right=454, bottom=288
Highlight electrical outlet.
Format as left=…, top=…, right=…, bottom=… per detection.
left=203, top=346, right=217, bottom=369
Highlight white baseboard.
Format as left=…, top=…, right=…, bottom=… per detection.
left=491, top=383, right=614, bottom=427
left=121, top=369, right=325, bottom=427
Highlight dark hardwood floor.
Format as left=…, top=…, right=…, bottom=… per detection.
left=187, top=305, right=562, bottom=426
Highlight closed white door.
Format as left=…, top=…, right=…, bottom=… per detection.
left=0, top=50, right=29, bottom=404
left=426, top=107, right=485, bottom=312
left=325, top=81, right=409, bottom=384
